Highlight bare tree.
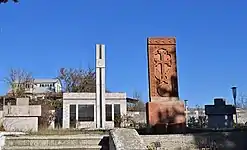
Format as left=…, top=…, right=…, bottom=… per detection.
left=133, top=91, right=142, bottom=100
left=130, top=91, right=146, bottom=112
left=0, top=0, right=18, bottom=4
left=4, top=69, right=33, bottom=98
left=58, top=67, right=110, bottom=93
left=237, top=93, right=247, bottom=109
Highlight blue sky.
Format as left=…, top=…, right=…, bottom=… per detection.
left=1, top=0, right=247, bottom=107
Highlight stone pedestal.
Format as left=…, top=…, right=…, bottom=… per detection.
left=146, top=97, right=186, bottom=133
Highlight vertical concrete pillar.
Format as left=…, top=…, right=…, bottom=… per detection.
left=96, top=44, right=100, bottom=128
left=62, top=104, right=69, bottom=129
left=96, top=44, right=106, bottom=129
left=112, top=104, right=114, bottom=121
left=76, top=104, right=78, bottom=128
left=101, top=45, right=106, bottom=129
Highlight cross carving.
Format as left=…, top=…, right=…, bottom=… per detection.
left=154, top=49, right=172, bottom=84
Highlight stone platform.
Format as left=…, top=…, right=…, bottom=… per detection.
left=146, top=97, right=186, bottom=133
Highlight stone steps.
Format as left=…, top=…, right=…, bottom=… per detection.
left=3, top=145, right=102, bottom=150
left=3, top=134, right=109, bottom=150
left=5, top=136, right=103, bottom=146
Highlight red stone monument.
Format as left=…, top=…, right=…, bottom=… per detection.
left=146, top=37, right=185, bottom=133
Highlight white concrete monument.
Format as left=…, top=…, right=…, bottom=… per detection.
left=96, top=44, right=106, bottom=129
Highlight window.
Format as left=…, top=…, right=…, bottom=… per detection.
left=69, top=105, right=76, bottom=128
left=114, top=104, right=121, bottom=119
left=25, top=84, right=30, bottom=88
left=114, top=104, right=121, bottom=127
left=78, top=105, right=94, bottom=121
left=0, top=98, right=3, bottom=111
left=45, top=84, right=50, bottom=87
left=106, top=104, right=112, bottom=121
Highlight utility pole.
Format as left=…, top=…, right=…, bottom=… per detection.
left=231, top=86, right=238, bottom=125
left=184, top=100, right=188, bottom=127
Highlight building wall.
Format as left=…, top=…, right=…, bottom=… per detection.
left=127, top=111, right=146, bottom=124
left=62, top=93, right=127, bottom=129
left=234, top=108, right=247, bottom=124
left=54, top=82, right=62, bottom=93
left=32, top=80, right=62, bottom=93
left=186, top=109, right=206, bottom=118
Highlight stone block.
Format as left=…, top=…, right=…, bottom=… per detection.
left=146, top=37, right=184, bottom=133
left=146, top=100, right=185, bottom=133
left=4, top=105, right=41, bottom=117
left=109, top=128, right=146, bottom=150
left=3, top=117, right=38, bottom=132
left=29, top=106, right=42, bottom=116
left=16, top=98, right=29, bottom=106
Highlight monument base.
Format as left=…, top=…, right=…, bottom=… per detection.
left=146, top=98, right=186, bottom=133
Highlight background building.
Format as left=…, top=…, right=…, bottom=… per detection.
left=8, top=78, right=62, bottom=99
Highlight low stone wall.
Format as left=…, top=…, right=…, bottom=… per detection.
left=141, top=132, right=247, bottom=150
left=109, top=128, right=247, bottom=150
left=141, top=134, right=196, bottom=150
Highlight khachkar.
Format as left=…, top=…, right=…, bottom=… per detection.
left=146, top=37, right=185, bottom=133
left=96, top=44, right=106, bottom=129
